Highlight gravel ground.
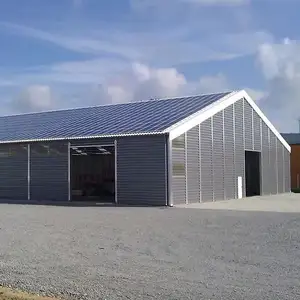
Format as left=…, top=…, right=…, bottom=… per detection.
left=0, top=203, right=300, bottom=300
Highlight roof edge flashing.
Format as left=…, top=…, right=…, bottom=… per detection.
left=0, top=131, right=166, bottom=145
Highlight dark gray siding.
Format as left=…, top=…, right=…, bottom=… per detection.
left=30, top=142, right=69, bottom=201
left=173, top=97, right=291, bottom=204
left=224, top=105, right=235, bottom=200
left=0, top=144, right=28, bottom=200
left=200, top=119, right=213, bottom=202
left=117, top=135, right=167, bottom=206
left=212, top=112, right=225, bottom=201
left=186, top=126, right=200, bottom=203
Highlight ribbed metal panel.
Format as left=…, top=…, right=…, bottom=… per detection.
left=277, top=136, right=284, bottom=194
left=234, top=100, right=245, bottom=197
left=186, top=126, right=200, bottom=203
left=253, top=111, right=262, bottom=151
left=244, top=100, right=253, bottom=150
left=212, top=112, right=225, bottom=201
left=171, top=147, right=186, bottom=204
left=172, top=177, right=186, bottom=204
left=0, top=93, right=231, bottom=144
left=30, top=142, right=68, bottom=201
left=270, top=132, right=277, bottom=194
left=261, top=123, right=270, bottom=195
left=117, top=135, right=167, bottom=206
left=284, top=148, right=291, bottom=192
left=0, top=144, right=28, bottom=200
left=224, top=105, right=235, bottom=200
left=200, top=118, right=213, bottom=202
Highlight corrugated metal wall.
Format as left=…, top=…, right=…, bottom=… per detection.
left=224, top=105, right=235, bottom=200
left=117, top=135, right=167, bottom=206
left=186, top=126, right=200, bottom=203
left=270, top=133, right=278, bottom=194
left=171, top=97, right=291, bottom=204
left=171, top=133, right=186, bottom=205
left=200, top=119, right=214, bottom=202
left=244, top=101, right=253, bottom=150
left=30, top=142, right=69, bottom=201
left=261, top=122, right=270, bottom=194
left=235, top=100, right=245, bottom=198
left=0, top=144, right=28, bottom=200
left=0, top=135, right=168, bottom=204
left=212, top=112, right=225, bottom=201
left=171, top=150, right=186, bottom=205
left=284, top=148, right=291, bottom=192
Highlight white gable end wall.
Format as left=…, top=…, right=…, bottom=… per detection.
left=167, top=90, right=291, bottom=152
left=169, top=95, right=291, bottom=205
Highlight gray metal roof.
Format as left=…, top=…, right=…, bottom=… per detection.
left=281, top=133, right=300, bottom=145
left=0, top=92, right=231, bottom=143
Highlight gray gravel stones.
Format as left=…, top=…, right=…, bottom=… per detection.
left=0, top=204, right=299, bottom=299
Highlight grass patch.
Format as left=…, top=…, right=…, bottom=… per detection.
left=0, top=287, right=59, bottom=300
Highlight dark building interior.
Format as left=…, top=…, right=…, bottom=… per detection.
left=245, top=151, right=261, bottom=197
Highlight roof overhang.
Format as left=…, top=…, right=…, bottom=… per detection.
left=0, top=131, right=166, bottom=145
left=165, top=90, right=291, bottom=153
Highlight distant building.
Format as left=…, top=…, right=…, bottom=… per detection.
left=281, top=133, right=300, bottom=189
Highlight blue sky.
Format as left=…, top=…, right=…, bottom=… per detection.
left=0, top=0, right=299, bottom=131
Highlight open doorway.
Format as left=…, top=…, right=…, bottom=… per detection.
left=70, top=145, right=116, bottom=202
left=245, top=151, right=261, bottom=197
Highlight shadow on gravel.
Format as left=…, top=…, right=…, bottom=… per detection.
left=0, top=199, right=169, bottom=209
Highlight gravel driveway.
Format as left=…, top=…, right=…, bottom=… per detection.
left=0, top=202, right=299, bottom=300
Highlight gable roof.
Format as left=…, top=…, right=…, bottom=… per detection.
left=0, top=92, right=230, bottom=144
left=0, top=90, right=290, bottom=152
left=167, top=90, right=291, bottom=152
left=281, top=133, right=300, bottom=145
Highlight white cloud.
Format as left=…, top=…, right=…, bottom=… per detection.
left=195, top=73, right=231, bottom=94
left=93, top=63, right=188, bottom=104
left=0, top=21, right=271, bottom=67
left=12, top=85, right=55, bottom=113
left=245, top=88, right=265, bottom=102
left=0, top=22, right=142, bottom=61
left=52, top=63, right=231, bottom=109
left=256, top=38, right=300, bottom=132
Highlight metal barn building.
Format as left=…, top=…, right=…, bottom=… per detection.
left=0, top=90, right=291, bottom=206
